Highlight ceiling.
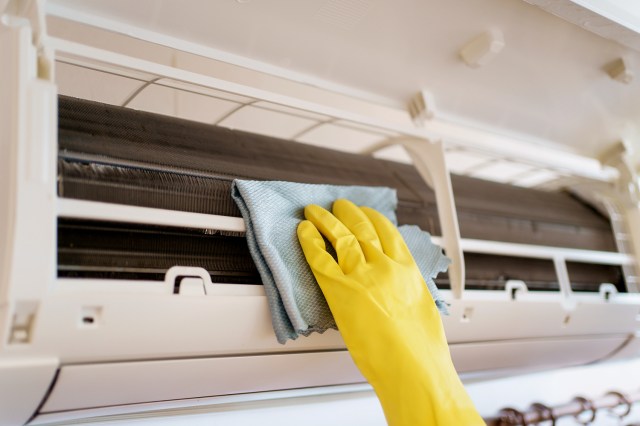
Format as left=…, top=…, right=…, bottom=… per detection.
left=46, top=0, right=640, bottom=169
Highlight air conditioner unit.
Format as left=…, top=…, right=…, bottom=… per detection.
left=1, top=1, right=640, bottom=425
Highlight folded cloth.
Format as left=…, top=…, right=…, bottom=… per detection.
left=231, top=180, right=450, bottom=344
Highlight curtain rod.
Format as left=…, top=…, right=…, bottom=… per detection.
left=485, top=388, right=640, bottom=425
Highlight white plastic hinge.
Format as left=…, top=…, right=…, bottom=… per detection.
left=505, top=280, right=528, bottom=300
left=599, top=140, right=632, bottom=166
left=599, top=141, right=639, bottom=206
left=164, top=266, right=212, bottom=295
left=460, top=28, right=505, bottom=68
left=8, top=300, right=38, bottom=344
left=598, top=283, right=618, bottom=301
left=408, top=90, right=436, bottom=126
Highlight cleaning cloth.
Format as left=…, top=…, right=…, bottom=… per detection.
left=231, top=180, right=450, bottom=344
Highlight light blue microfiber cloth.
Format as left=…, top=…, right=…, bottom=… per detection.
left=231, top=180, right=450, bottom=344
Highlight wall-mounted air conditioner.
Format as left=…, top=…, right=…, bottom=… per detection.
left=1, top=1, right=639, bottom=425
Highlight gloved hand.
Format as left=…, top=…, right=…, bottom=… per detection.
left=297, top=199, right=483, bottom=425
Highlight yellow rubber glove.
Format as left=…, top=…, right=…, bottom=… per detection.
left=297, top=199, right=484, bottom=426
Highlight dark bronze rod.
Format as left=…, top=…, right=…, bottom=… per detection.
left=485, top=388, right=640, bottom=425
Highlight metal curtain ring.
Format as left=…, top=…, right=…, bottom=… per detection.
left=530, top=402, right=556, bottom=425
left=499, top=407, right=526, bottom=425
left=573, top=396, right=597, bottom=425
left=605, top=391, right=632, bottom=419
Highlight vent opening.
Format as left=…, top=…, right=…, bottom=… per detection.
left=58, top=219, right=261, bottom=284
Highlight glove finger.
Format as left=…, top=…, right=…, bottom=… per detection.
left=361, top=206, right=413, bottom=263
left=297, top=220, right=344, bottom=278
left=304, top=204, right=366, bottom=274
left=332, top=199, right=383, bottom=261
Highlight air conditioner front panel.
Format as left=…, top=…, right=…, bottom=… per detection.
left=40, top=351, right=366, bottom=413
left=451, top=334, right=629, bottom=374
left=442, top=294, right=640, bottom=343
left=39, top=334, right=626, bottom=414
left=27, top=291, right=346, bottom=363
left=15, top=290, right=639, bottom=365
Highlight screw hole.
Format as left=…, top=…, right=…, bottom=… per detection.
left=461, top=307, right=474, bottom=323
left=80, top=306, right=102, bottom=327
